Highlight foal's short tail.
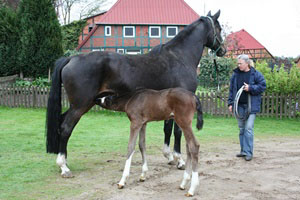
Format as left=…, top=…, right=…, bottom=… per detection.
left=195, top=95, right=204, bottom=130
left=46, top=57, right=70, bottom=154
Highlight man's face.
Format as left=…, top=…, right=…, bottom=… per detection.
left=237, top=59, right=249, bottom=72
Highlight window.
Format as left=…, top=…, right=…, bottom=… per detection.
left=117, top=49, right=124, bottom=54
left=123, top=26, right=135, bottom=37
left=105, top=26, right=111, bottom=36
left=88, top=26, right=93, bottom=32
left=149, top=26, right=160, bottom=38
left=126, top=49, right=141, bottom=55
left=167, top=26, right=178, bottom=37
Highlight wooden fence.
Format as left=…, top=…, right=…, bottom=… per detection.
left=0, top=86, right=299, bottom=118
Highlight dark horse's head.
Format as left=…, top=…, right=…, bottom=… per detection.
left=204, top=10, right=227, bottom=57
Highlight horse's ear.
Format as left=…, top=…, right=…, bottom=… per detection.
left=207, top=11, right=212, bottom=17
left=213, top=10, right=221, bottom=21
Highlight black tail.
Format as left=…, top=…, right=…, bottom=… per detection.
left=46, top=57, right=70, bottom=154
left=195, top=95, right=204, bottom=130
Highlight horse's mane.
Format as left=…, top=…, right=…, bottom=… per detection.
left=164, top=18, right=202, bottom=48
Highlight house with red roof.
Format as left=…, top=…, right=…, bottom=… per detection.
left=296, top=57, right=300, bottom=68
left=225, top=29, right=273, bottom=61
left=79, top=11, right=107, bottom=45
left=76, top=0, right=199, bottom=54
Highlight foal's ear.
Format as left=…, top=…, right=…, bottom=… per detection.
left=207, top=10, right=212, bottom=17
left=212, top=10, right=221, bottom=21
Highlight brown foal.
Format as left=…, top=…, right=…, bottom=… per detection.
left=96, top=87, right=203, bottom=197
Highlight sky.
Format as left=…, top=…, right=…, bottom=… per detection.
left=72, top=0, right=300, bottom=58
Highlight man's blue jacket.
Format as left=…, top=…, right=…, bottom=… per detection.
left=228, top=67, right=266, bottom=114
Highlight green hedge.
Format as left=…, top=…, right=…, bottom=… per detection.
left=256, top=61, right=300, bottom=94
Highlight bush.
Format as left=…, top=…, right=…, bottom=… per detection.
left=15, top=77, right=50, bottom=87
left=255, top=61, right=300, bottom=94
left=198, top=56, right=236, bottom=90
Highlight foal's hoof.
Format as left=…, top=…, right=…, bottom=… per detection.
left=139, top=176, right=146, bottom=182
left=179, top=185, right=185, bottom=190
left=61, top=171, right=74, bottom=178
left=185, top=193, right=194, bottom=197
left=117, top=184, right=124, bottom=189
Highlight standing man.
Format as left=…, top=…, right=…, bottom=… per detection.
left=228, top=54, right=266, bottom=161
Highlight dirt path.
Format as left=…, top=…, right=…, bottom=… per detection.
left=67, top=138, right=300, bottom=200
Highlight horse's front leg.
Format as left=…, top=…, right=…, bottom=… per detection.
left=163, top=120, right=175, bottom=164
left=173, top=123, right=185, bottom=170
left=139, top=124, right=148, bottom=182
left=56, top=109, right=82, bottom=178
left=118, top=122, right=142, bottom=189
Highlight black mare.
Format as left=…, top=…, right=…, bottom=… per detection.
left=46, top=10, right=226, bottom=177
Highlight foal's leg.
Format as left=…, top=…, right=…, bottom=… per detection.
left=182, top=127, right=200, bottom=197
left=139, top=124, right=148, bottom=182
left=173, top=123, right=185, bottom=169
left=56, top=107, right=84, bottom=178
left=180, top=143, right=192, bottom=190
left=118, top=121, right=142, bottom=188
left=163, top=119, right=174, bottom=164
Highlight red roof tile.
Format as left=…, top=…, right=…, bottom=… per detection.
left=226, top=29, right=265, bottom=51
left=97, top=0, right=200, bottom=25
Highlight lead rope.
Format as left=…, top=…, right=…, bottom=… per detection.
left=233, top=86, right=251, bottom=120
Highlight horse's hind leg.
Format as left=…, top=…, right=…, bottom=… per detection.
left=118, top=121, right=142, bottom=188
left=56, top=107, right=86, bottom=178
left=139, top=124, right=148, bottom=182
left=173, top=123, right=185, bottom=170
left=163, top=119, right=174, bottom=164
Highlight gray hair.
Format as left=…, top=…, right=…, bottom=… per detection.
left=237, top=54, right=251, bottom=65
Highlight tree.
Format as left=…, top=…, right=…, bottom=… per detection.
left=61, top=19, right=86, bottom=51
left=0, top=6, right=19, bottom=76
left=18, top=0, right=63, bottom=77
left=55, top=0, right=108, bottom=25
left=0, top=0, right=20, bottom=10
left=78, top=0, right=108, bottom=20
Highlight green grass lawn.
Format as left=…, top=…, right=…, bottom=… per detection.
left=0, top=107, right=299, bottom=199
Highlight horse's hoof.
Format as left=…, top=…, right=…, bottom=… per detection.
left=177, top=163, right=185, bottom=170
left=139, top=176, right=146, bottom=182
left=179, top=186, right=185, bottom=190
left=117, top=184, right=124, bottom=189
left=185, top=193, right=193, bottom=197
left=168, top=160, right=176, bottom=165
left=61, top=171, right=74, bottom=178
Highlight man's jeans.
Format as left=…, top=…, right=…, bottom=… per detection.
left=237, top=104, right=256, bottom=157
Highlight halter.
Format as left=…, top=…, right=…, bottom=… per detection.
left=201, top=16, right=224, bottom=55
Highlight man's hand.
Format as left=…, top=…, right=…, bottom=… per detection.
left=243, top=82, right=249, bottom=92
left=228, top=105, right=232, bottom=113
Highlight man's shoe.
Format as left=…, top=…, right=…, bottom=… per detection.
left=236, top=153, right=246, bottom=157
left=245, top=156, right=252, bottom=161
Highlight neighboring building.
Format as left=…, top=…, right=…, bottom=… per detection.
left=296, top=57, right=300, bottom=68
left=76, top=0, right=199, bottom=54
left=225, top=29, right=274, bottom=61
left=79, top=11, right=107, bottom=45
